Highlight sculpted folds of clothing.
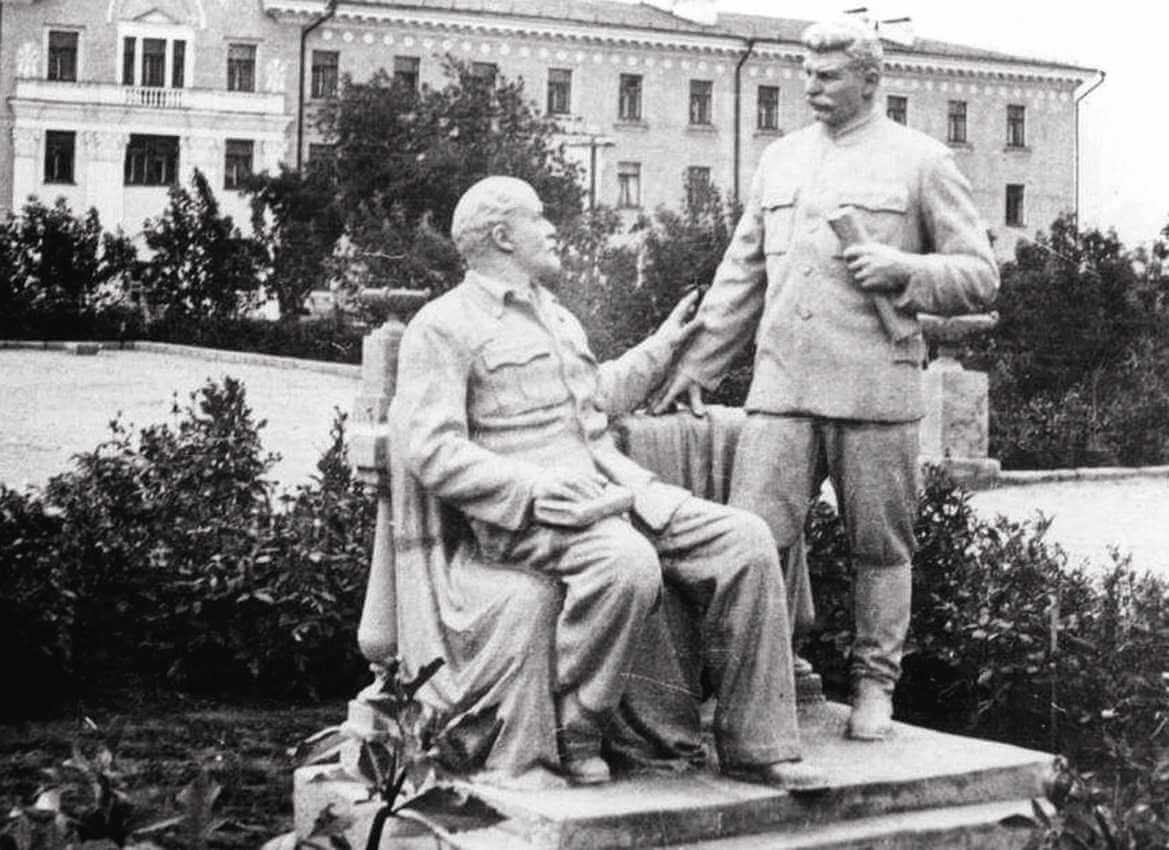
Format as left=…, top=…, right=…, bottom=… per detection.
left=393, top=271, right=690, bottom=535
left=682, top=112, right=999, bottom=422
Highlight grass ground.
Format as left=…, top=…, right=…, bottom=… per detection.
left=0, top=688, right=347, bottom=849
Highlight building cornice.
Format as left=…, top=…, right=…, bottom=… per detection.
left=262, top=0, right=1089, bottom=86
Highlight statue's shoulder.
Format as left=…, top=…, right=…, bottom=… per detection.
left=403, top=284, right=480, bottom=347
left=879, top=117, right=950, bottom=160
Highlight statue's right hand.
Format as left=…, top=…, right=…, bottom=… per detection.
left=651, top=372, right=707, bottom=418
left=533, top=470, right=608, bottom=503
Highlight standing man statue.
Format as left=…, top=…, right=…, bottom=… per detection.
left=654, top=18, right=999, bottom=741
left=391, top=176, right=822, bottom=788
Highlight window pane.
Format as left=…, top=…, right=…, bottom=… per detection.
left=124, top=134, right=179, bottom=186
left=617, top=161, right=641, bottom=208
left=547, top=67, right=571, bottom=114
left=689, top=80, right=712, bottom=125
left=618, top=74, right=641, bottom=121
left=1005, top=184, right=1025, bottom=226
left=686, top=165, right=711, bottom=209
left=47, top=30, right=78, bottom=82
left=311, top=50, right=339, bottom=98
left=171, top=40, right=185, bottom=88
left=1007, top=104, right=1026, bottom=147
left=227, top=43, right=256, bottom=92
left=947, top=100, right=967, bottom=144
left=470, top=62, right=497, bottom=86
left=122, top=37, right=136, bottom=85
left=44, top=130, right=75, bottom=183
left=887, top=95, right=907, bottom=124
left=393, top=55, right=420, bottom=91
left=757, top=85, right=779, bottom=130
left=142, top=38, right=166, bottom=87
left=224, top=139, right=254, bottom=190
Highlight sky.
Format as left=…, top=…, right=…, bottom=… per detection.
left=649, top=1, right=1166, bottom=248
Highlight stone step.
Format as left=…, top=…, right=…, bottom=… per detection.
left=454, top=799, right=1037, bottom=850
left=294, top=701, right=1053, bottom=850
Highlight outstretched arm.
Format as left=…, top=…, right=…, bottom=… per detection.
left=595, top=288, right=704, bottom=416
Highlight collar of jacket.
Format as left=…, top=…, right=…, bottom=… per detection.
left=465, top=269, right=549, bottom=319
left=819, top=104, right=881, bottom=146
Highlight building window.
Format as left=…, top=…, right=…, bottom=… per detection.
left=757, top=85, right=779, bottom=131
left=224, top=139, right=254, bottom=190
left=227, top=43, right=256, bottom=92
left=172, top=40, right=185, bottom=88
left=887, top=95, right=907, bottom=125
left=686, top=166, right=711, bottom=209
left=1005, top=184, right=1025, bottom=226
left=124, top=134, right=179, bottom=186
left=689, top=80, right=713, bottom=125
left=947, top=100, right=967, bottom=144
left=47, top=30, right=78, bottom=81
left=393, top=55, right=420, bottom=91
left=122, top=37, right=135, bottom=85
left=44, top=131, right=75, bottom=184
left=547, top=68, right=571, bottom=115
left=618, top=74, right=642, bottom=121
left=142, top=38, right=166, bottom=86
left=1007, top=104, right=1026, bottom=147
left=311, top=50, right=339, bottom=98
left=307, top=143, right=335, bottom=170
left=617, top=161, right=641, bottom=208
left=470, top=62, right=497, bottom=86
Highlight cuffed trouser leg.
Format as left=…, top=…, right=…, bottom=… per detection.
left=654, top=498, right=801, bottom=766
left=825, top=420, right=919, bottom=690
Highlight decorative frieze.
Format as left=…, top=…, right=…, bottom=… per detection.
left=81, top=130, right=130, bottom=162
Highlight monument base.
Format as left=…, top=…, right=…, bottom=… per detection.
left=292, top=700, right=1051, bottom=850
left=920, top=454, right=1002, bottom=489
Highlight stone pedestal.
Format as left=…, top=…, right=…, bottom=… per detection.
left=293, top=701, right=1053, bottom=850
left=919, top=313, right=1001, bottom=487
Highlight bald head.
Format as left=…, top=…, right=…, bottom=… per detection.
left=801, top=17, right=884, bottom=78
left=450, top=176, right=541, bottom=261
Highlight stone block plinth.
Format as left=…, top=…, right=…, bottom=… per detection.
left=293, top=701, right=1052, bottom=850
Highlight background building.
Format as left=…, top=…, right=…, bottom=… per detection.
left=0, top=0, right=1101, bottom=257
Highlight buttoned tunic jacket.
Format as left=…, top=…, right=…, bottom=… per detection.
left=393, top=270, right=690, bottom=536
left=679, top=109, right=1000, bottom=422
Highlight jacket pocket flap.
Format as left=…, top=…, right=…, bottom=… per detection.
left=761, top=185, right=798, bottom=209
left=842, top=188, right=908, bottom=213
left=482, top=343, right=551, bottom=370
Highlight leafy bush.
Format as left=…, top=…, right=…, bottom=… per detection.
left=804, top=467, right=1169, bottom=839
left=977, top=214, right=1169, bottom=468
left=140, top=170, right=267, bottom=322
left=0, top=197, right=137, bottom=338
left=0, top=379, right=373, bottom=717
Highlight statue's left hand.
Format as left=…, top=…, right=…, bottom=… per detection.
left=843, top=243, right=913, bottom=294
left=655, top=288, right=706, bottom=352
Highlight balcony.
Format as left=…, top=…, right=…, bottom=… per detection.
left=12, top=79, right=286, bottom=116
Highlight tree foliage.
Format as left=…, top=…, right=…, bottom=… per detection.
left=140, top=169, right=267, bottom=320
left=0, top=198, right=136, bottom=331
left=311, top=57, right=584, bottom=296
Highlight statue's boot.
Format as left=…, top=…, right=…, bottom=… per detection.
left=556, top=691, right=611, bottom=785
left=846, top=565, right=910, bottom=741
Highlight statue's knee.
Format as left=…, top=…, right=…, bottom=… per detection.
left=611, top=534, right=662, bottom=608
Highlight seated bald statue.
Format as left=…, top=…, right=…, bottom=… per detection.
left=389, top=176, right=822, bottom=790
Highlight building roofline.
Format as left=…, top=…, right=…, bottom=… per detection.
left=261, top=0, right=1100, bottom=84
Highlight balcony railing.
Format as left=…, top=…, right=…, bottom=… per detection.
left=13, top=79, right=286, bottom=116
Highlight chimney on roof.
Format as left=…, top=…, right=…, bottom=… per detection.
left=640, top=0, right=718, bottom=26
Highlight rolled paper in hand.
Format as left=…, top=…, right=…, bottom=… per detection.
left=827, top=207, right=916, bottom=342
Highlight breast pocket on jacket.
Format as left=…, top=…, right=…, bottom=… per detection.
left=833, top=186, right=909, bottom=255
left=479, top=341, right=569, bottom=417
left=761, top=185, right=799, bottom=255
